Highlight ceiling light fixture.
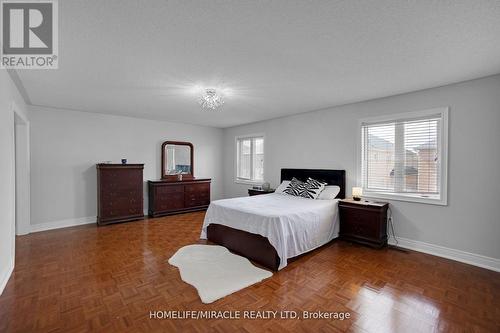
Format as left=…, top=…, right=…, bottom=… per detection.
left=199, top=88, right=225, bottom=111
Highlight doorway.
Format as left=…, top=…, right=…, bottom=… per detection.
left=14, top=106, right=30, bottom=235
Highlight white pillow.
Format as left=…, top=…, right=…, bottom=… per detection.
left=275, top=180, right=291, bottom=194
left=317, top=185, right=341, bottom=200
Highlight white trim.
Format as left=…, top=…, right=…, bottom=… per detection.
left=440, top=107, right=449, bottom=205
left=13, top=117, right=31, bottom=235
left=31, top=216, right=96, bottom=233
left=234, top=133, right=266, bottom=140
left=235, top=179, right=263, bottom=186
left=389, top=237, right=500, bottom=272
left=8, top=103, right=16, bottom=297
left=357, top=107, right=449, bottom=206
left=359, top=107, right=447, bottom=125
left=11, top=101, right=28, bottom=124
left=12, top=100, right=31, bottom=241
left=234, top=133, right=265, bottom=184
left=362, top=192, right=446, bottom=206
left=0, top=256, right=14, bottom=296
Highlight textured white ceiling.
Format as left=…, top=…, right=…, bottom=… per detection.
left=18, top=0, right=500, bottom=128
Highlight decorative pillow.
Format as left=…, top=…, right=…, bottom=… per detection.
left=283, top=177, right=327, bottom=199
left=283, top=177, right=306, bottom=197
left=303, top=177, right=327, bottom=199
left=275, top=180, right=291, bottom=194
left=317, top=185, right=341, bottom=200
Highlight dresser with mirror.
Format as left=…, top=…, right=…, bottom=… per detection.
left=148, top=141, right=211, bottom=217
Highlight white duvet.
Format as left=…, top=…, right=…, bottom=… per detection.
left=200, top=193, right=339, bottom=270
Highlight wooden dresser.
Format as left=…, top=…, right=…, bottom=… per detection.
left=339, top=199, right=389, bottom=248
left=97, top=164, right=144, bottom=225
left=148, top=178, right=211, bottom=217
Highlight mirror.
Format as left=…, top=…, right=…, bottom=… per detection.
left=161, top=141, right=193, bottom=179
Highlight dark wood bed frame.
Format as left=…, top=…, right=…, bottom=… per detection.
left=207, top=168, right=346, bottom=271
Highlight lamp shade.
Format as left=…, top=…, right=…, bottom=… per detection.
left=352, top=187, right=363, bottom=198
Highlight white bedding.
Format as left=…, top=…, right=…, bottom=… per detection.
left=200, top=193, right=339, bottom=270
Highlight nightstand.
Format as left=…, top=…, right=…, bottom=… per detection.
left=248, top=188, right=275, bottom=196
left=338, top=199, right=389, bottom=248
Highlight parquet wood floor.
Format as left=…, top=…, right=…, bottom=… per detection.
left=1, top=212, right=499, bottom=332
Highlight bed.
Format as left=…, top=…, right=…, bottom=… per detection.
left=200, top=169, right=346, bottom=271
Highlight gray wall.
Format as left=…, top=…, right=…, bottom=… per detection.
left=0, top=71, right=28, bottom=294
left=7, top=74, right=500, bottom=275
left=29, top=106, right=224, bottom=226
left=223, top=75, right=500, bottom=260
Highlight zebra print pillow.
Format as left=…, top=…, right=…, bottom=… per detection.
left=283, top=177, right=306, bottom=197
left=304, top=177, right=327, bottom=199
left=283, top=177, right=327, bottom=199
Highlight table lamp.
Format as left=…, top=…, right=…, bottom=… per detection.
left=352, top=187, right=363, bottom=201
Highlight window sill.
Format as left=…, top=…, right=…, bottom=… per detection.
left=234, top=179, right=263, bottom=186
left=362, top=191, right=447, bottom=206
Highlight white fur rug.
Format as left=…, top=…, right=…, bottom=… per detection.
left=168, top=244, right=273, bottom=303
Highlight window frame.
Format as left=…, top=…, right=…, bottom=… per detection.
left=234, top=133, right=265, bottom=185
left=357, top=107, right=449, bottom=206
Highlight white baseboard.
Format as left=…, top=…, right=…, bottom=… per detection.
left=389, top=237, right=500, bottom=272
left=16, top=221, right=31, bottom=236
left=0, top=259, right=14, bottom=296
left=31, top=216, right=96, bottom=233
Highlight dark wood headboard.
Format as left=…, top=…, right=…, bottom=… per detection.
left=280, top=169, right=346, bottom=199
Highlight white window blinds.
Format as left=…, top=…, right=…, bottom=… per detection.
left=236, top=136, right=264, bottom=182
left=361, top=110, right=447, bottom=203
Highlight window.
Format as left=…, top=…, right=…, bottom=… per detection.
left=360, top=108, right=448, bottom=205
left=236, top=135, right=264, bottom=183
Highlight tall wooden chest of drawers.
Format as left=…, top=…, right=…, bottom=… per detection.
left=97, top=164, right=144, bottom=225
left=148, top=178, right=211, bottom=217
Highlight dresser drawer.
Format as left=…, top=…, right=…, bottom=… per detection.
left=185, top=191, right=209, bottom=200
left=185, top=183, right=210, bottom=194
left=100, top=196, right=142, bottom=215
left=341, top=220, right=378, bottom=239
left=100, top=170, right=142, bottom=188
left=184, top=185, right=210, bottom=207
left=148, top=179, right=211, bottom=216
left=97, top=164, right=144, bottom=225
left=100, top=205, right=142, bottom=218
left=339, top=200, right=388, bottom=248
left=185, top=195, right=210, bottom=207
left=156, top=184, right=184, bottom=194
left=155, top=192, right=185, bottom=211
left=342, top=209, right=379, bottom=234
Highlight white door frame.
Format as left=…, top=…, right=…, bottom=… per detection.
left=13, top=102, right=30, bottom=235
